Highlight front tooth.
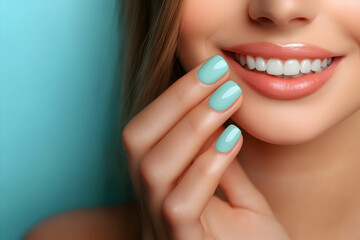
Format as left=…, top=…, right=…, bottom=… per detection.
left=240, top=55, right=246, bottom=66
left=255, top=57, right=267, bottom=71
left=267, top=59, right=283, bottom=75
left=284, top=59, right=300, bottom=75
left=246, top=56, right=256, bottom=70
left=321, top=59, right=327, bottom=68
left=311, top=59, right=321, bottom=72
left=300, top=59, right=311, bottom=73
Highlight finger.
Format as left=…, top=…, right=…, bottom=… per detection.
left=122, top=55, right=230, bottom=163
left=219, top=158, right=273, bottom=216
left=140, top=81, right=242, bottom=239
left=162, top=125, right=243, bottom=240
left=177, top=126, right=226, bottom=184
left=140, top=81, right=243, bottom=198
left=123, top=55, right=230, bottom=239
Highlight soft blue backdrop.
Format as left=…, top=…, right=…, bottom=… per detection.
left=0, top=1, right=133, bottom=239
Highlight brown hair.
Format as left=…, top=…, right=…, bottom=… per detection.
left=120, top=0, right=185, bottom=132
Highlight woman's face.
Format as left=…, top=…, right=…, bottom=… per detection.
left=177, top=0, right=360, bottom=145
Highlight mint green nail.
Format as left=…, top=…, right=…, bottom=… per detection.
left=209, top=80, right=242, bottom=111
left=215, top=124, right=242, bottom=153
left=197, top=55, right=229, bottom=84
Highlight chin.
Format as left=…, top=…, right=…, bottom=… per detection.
left=230, top=108, right=333, bottom=146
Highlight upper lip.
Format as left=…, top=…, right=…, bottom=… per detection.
left=225, top=42, right=342, bottom=59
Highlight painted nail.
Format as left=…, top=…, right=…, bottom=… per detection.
left=215, top=124, right=242, bottom=153
left=209, top=80, right=242, bottom=111
left=197, top=55, right=229, bottom=84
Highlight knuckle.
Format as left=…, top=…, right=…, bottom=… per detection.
left=172, top=86, right=188, bottom=107
left=162, top=198, right=191, bottom=225
left=139, top=159, right=154, bottom=189
left=184, top=116, right=203, bottom=136
left=234, top=209, right=258, bottom=228
left=194, top=161, right=217, bottom=179
left=121, top=121, right=136, bottom=151
left=139, top=157, right=162, bottom=191
left=122, top=120, right=146, bottom=161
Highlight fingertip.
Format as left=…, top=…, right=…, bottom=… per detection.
left=215, top=124, right=242, bottom=153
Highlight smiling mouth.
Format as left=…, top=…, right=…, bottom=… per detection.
left=221, top=42, right=343, bottom=99
left=228, top=51, right=335, bottom=79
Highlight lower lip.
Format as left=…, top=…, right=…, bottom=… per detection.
left=224, top=53, right=342, bottom=100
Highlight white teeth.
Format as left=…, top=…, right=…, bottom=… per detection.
left=267, top=59, right=283, bottom=75
left=283, top=59, right=300, bottom=76
left=255, top=57, right=267, bottom=71
left=300, top=59, right=311, bottom=73
left=246, top=56, right=256, bottom=70
left=321, top=59, right=327, bottom=68
left=234, top=54, right=334, bottom=79
left=311, top=59, right=321, bottom=72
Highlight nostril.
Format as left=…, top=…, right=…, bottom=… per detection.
left=248, top=16, right=274, bottom=26
left=248, top=1, right=315, bottom=27
left=251, top=16, right=309, bottom=27
left=257, top=17, right=273, bottom=24
left=294, top=17, right=308, bottom=23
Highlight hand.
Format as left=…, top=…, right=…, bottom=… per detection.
left=122, top=55, right=291, bottom=240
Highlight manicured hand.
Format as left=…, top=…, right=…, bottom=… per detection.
left=122, top=55, right=291, bottom=240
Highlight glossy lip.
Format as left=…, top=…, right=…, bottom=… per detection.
left=222, top=42, right=344, bottom=100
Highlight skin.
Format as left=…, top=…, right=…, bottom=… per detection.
left=26, top=60, right=290, bottom=240
left=177, top=0, right=360, bottom=239
left=26, top=0, right=360, bottom=239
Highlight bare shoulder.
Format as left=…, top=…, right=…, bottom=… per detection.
left=24, top=202, right=141, bottom=240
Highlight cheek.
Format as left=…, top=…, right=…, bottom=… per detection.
left=178, top=0, right=241, bottom=70
left=327, top=0, right=360, bottom=44
left=179, top=0, right=235, bottom=38
left=180, top=1, right=217, bottom=37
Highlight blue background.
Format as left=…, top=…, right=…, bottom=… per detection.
left=0, top=0, right=133, bottom=239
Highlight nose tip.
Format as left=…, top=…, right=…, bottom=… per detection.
left=249, top=0, right=317, bottom=27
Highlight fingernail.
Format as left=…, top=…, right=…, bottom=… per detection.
left=215, top=124, right=242, bottom=153
left=209, top=80, right=242, bottom=111
left=197, top=55, right=229, bottom=84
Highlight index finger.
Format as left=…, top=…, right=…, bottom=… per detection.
left=123, top=55, right=230, bottom=161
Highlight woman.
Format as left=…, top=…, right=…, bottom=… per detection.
left=27, top=0, right=360, bottom=239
